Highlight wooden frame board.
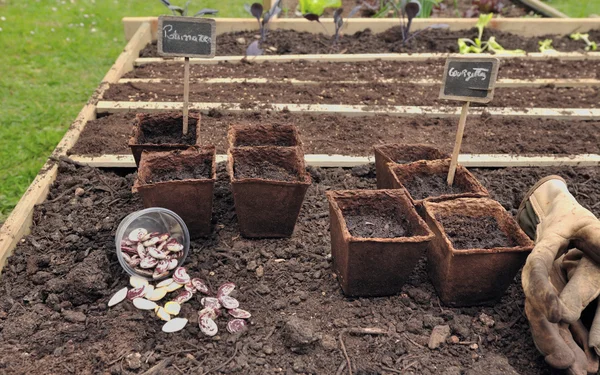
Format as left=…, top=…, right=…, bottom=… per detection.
left=68, top=154, right=600, bottom=168
left=122, top=17, right=600, bottom=41
left=95, top=101, right=600, bottom=121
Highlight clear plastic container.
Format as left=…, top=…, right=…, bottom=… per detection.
left=115, top=207, right=190, bottom=280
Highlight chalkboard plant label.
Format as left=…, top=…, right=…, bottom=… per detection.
left=439, top=57, right=499, bottom=104
left=158, top=16, right=216, bottom=58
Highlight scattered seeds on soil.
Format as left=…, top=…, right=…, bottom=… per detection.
left=133, top=298, right=158, bottom=311
left=107, top=287, right=128, bottom=307
left=162, top=318, right=188, bottom=333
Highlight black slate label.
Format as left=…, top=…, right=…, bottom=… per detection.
left=157, top=16, right=216, bottom=58
left=439, top=57, right=499, bottom=103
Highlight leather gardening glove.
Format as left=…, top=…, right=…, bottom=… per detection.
left=518, top=176, right=600, bottom=372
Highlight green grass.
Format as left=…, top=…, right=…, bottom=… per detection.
left=542, top=0, right=600, bottom=17
left=0, top=0, right=246, bottom=222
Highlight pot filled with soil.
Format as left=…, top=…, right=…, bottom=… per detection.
left=389, top=159, right=489, bottom=212
left=129, top=112, right=201, bottom=166
left=374, top=143, right=449, bottom=189
left=326, top=189, right=434, bottom=297
left=228, top=124, right=301, bottom=148
left=227, top=146, right=311, bottom=238
left=423, top=197, right=534, bottom=306
left=133, top=146, right=216, bottom=238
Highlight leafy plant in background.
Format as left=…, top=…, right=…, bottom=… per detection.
left=244, top=0, right=282, bottom=56
left=332, top=6, right=363, bottom=47
left=418, top=0, right=442, bottom=18
left=464, top=0, right=505, bottom=18
left=299, top=0, right=342, bottom=16
left=458, top=13, right=525, bottom=54
left=160, top=0, right=218, bottom=16
left=570, top=33, right=598, bottom=51
left=538, top=39, right=555, bottom=53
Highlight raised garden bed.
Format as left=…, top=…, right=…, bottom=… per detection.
left=1, top=161, right=599, bottom=373
left=3, top=18, right=600, bottom=375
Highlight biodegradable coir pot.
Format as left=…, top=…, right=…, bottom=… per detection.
left=129, top=112, right=202, bottom=166
left=374, top=143, right=448, bottom=189
left=227, top=146, right=311, bottom=238
left=389, top=159, right=489, bottom=213
left=228, top=123, right=301, bottom=148
left=326, top=189, right=434, bottom=297
left=423, top=197, right=534, bottom=306
left=133, top=146, right=216, bottom=238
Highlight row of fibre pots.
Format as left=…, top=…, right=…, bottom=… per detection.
left=128, top=112, right=534, bottom=307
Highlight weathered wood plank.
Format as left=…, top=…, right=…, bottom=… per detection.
left=135, top=52, right=600, bottom=66
left=69, top=154, right=600, bottom=168
left=95, top=100, right=600, bottom=120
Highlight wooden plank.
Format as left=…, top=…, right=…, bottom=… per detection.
left=135, top=52, right=600, bottom=66
left=0, top=23, right=153, bottom=273
left=118, top=77, right=600, bottom=88
left=69, top=154, right=600, bottom=168
left=123, top=17, right=600, bottom=41
left=95, top=101, right=600, bottom=121
left=519, top=0, right=568, bottom=18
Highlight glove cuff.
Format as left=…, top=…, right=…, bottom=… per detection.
left=517, top=175, right=566, bottom=241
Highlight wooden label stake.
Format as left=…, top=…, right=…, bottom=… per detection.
left=447, top=101, right=470, bottom=185
left=183, top=57, right=190, bottom=135
left=439, top=57, right=499, bottom=186
left=157, top=16, right=216, bottom=137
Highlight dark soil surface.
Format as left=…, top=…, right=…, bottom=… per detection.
left=344, top=212, right=410, bottom=238
left=125, top=59, right=600, bottom=81
left=2, top=161, right=600, bottom=374
left=136, top=113, right=198, bottom=145
left=234, top=160, right=300, bottom=182
left=103, top=81, right=600, bottom=108
left=68, top=111, right=600, bottom=156
left=403, top=173, right=473, bottom=201
left=139, top=28, right=600, bottom=56
left=148, top=159, right=212, bottom=183
left=436, top=215, right=516, bottom=250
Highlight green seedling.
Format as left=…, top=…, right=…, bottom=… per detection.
left=458, top=13, right=524, bottom=55
left=538, top=39, right=555, bottom=53
left=570, top=33, right=597, bottom=51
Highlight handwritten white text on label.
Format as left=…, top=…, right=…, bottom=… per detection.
left=448, top=67, right=489, bottom=82
left=163, top=25, right=212, bottom=44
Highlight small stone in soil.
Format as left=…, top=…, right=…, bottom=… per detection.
left=428, top=325, right=451, bottom=349
left=282, top=316, right=319, bottom=354
left=403, top=173, right=469, bottom=201
left=436, top=215, right=517, bottom=250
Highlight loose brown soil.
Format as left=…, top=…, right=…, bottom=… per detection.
left=68, top=111, right=600, bottom=157
left=436, top=215, right=516, bottom=250
left=2, top=161, right=600, bottom=374
left=402, top=173, right=468, bottom=201
left=103, top=81, right=600, bottom=108
left=344, top=209, right=411, bottom=238
left=136, top=113, right=198, bottom=145
left=125, top=59, right=600, bottom=81
left=148, top=159, right=212, bottom=183
left=234, top=160, right=300, bottom=182
left=139, top=28, right=600, bottom=56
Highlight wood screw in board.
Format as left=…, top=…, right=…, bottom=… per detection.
left=447, top=101, right=470, bottom=186
left=182, top=57, right=190, bottom=135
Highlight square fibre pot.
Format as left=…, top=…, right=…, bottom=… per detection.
left=326, top=189, right=434, bottom=297
left=228, top=124, right=301, bottom=148
left=129, top=112, right=202, bottom=166
left=389, top=159, right=489, bottom=209
left=374, top=143, right=449, bottom=189
left=133, top=146, right=216, bottom=238
left=423, top=198, right=534, bottom=306
left=227, top=146, right=311, bottom=238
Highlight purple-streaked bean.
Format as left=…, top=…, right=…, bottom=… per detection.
left=227, top=319, right=248, bottom=334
